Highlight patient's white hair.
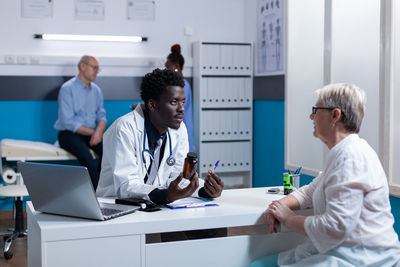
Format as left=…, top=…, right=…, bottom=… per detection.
left=315, top=83, right=366, bottom=133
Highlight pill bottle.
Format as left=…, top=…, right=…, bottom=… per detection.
left=183, top=152, right=198, bottom=180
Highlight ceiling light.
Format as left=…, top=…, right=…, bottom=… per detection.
left=33, top=34, right=147, bottom=43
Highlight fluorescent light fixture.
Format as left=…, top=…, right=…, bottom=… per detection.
left=33, top=34, right=147, bottom=43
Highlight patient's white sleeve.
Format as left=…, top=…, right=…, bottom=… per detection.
left=304, top=159, right=367, bottom=253
left=290, top=172, right=321, bottom=209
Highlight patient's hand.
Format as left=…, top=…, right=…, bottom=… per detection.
left=90, top=131, right=102, bottom=146
left=269, top=200, right=296, bottom=225
left=263, top=208, right=281, bottom=234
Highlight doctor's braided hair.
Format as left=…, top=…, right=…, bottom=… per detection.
left=140, top=68, right=184, bottom=105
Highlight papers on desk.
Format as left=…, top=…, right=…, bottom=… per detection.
left=166, top=197, right=218, bottom=209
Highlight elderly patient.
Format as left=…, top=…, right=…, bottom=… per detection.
left=253, top=83, right=400, bottom=266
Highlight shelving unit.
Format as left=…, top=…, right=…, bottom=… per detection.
left=193, top=42, right=253, bottom=188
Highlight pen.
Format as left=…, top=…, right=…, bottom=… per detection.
left=295, top=166, right=302, bottom=175
left=213, top=160, right=220, bottom=171
left=287, top=169, right=291, bottom=174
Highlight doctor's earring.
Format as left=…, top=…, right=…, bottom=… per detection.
left=174, top=68, right=178, bottom=72
left=331, top=123, right=335, bottom=128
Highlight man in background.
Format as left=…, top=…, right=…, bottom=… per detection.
left=54, top=55, right=106, bottom=189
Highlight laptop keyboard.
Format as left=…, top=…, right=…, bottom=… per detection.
left=100, top=206, right=138, bottom=220
left=101, top=207, right=123, bottom=216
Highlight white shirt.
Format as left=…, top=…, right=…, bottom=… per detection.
left=96, top=104, right=204, bottom=201
left=292, top=134, right=400, bottom=254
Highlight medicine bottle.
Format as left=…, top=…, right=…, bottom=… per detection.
left=183, top=152, right=198, bottom=180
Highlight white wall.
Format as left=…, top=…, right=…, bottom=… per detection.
left=385, top=0, right=400, bottom=196
left=330, top=0, right=380, bottom=153
left=0, top=0, right=251, bottom=76
left=285, top=0, right=325, bottom=175
left=285, top=0, right=382, bottom=175
left=244, top=0, right=258, bottom=50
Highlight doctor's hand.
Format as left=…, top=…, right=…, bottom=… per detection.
left=204, top=170, right=224, bottom=198
left=167, top=172, right=199, bottom=203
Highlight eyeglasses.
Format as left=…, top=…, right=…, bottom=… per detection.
left=85, top=63, right=100, bottom=72
left=312, top=106, right=335, bottom=114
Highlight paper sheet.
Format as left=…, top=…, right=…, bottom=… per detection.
left=2, top=139, right=67, bottom=153
left=166, top=197, right=218, bottom=209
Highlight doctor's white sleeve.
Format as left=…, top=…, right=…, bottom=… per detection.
left=105, top=121, right=157, bottom=200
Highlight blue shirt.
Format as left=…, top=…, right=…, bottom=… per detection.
left=183, top=79, right=194, bottom=152
left=54, top=76, right=106, bottom=132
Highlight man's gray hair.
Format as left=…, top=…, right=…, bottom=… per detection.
left=315, top=83, right=366, bottom=133
left=77, top=55, right=92, bottom=71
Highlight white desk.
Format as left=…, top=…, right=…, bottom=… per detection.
left=27, top=187, right=310, bottom=267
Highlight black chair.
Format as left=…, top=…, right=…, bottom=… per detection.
left=0, top=184, right=28, bottom=260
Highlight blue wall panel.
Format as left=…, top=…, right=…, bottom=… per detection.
left=0, top=100, right=139, bottom=142
left=104, top=100, right=140, bottom=125
left=390, top=196, right=400, bottom=235
left=0, top=101, right=59, bottom=142
left=253, top=100, right=285, bottom=187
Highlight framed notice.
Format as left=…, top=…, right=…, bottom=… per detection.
left=127, top=0, right=155, bottom=21
left=75, top=0, right=105, bottom=21
left=255, top=0, right=285, bottom=76
left=21, top=0, right=53, bottom=18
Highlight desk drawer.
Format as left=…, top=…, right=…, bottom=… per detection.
left=44, top=234, right=141, bottom=267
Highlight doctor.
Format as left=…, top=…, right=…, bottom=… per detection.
left=96, top=68, right=224, bottom=204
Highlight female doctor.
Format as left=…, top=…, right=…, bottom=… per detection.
left=96, top=68, right=224, bottom=204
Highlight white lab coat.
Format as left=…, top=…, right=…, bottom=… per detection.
left=96, top=104, right=204, bottom=201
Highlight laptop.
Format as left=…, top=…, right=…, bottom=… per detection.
left=18, top=162, right=140, bottom=221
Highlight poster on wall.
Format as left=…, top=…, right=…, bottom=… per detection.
left=255, top=0, right=285, bottom=76
left=21, top=0, right=53, bottom=18
left=127, top=0, right=155, bottom=21
left=75, top=0, right=105, bottom=21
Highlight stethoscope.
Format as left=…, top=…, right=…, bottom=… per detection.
left=141, top=126, right=176, bottom=186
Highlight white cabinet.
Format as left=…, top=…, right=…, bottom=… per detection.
left=193, top=42, right=253, bottom=188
